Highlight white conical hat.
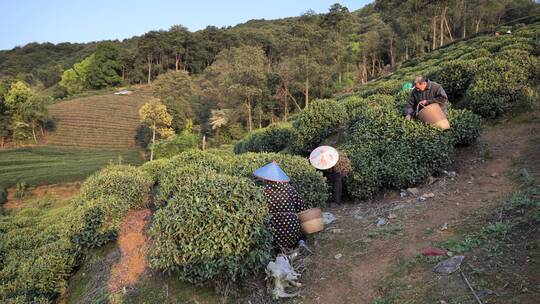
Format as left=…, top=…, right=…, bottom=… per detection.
left=309, top=146, right=339, bottom=170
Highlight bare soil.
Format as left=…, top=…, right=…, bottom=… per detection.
left=294, top=117, right=540, bottom=304
left=108, top=208, right=152, bottom=293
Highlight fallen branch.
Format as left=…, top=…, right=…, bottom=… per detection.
left=460, top=268, right=483, bottom=304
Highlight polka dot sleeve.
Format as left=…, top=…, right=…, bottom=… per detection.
left=288, top=184, right=308, bottom=213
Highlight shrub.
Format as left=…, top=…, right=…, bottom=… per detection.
left=466, top=59, right=529, bottom=118
left=78, top=165, right=152, bottom=209
left=73, top=165, right=152, bottom=248
left=341, top=95, right=367, bottom=113
left=163, top=150, right=228, bottom=175
left=434, top=60, right=479, bottom=100
left=148, top=172, right=272, bottom=287
left=496, top=49, right=540, bottom=81
left=227, top=152, right=330, bottom=208
left=153, top=131, right=199, bottom=159
left=499, top=42, right=534, bottom=53
left=234, top=122, right=297, bottom=154
left=343, top=99, right=454, bottom=199
left=458, top=48, right=490, bottom=60
left=292, top=99, right=348, bottom=154
left=357, top=80, right=403, bottom=97
left=140, top=158, right=171, bottom=184
left=447, top=108, right=482, bottom=146
left=0, top=206, right=77, bottom=303
left=155, top=150, right=229, bottom=205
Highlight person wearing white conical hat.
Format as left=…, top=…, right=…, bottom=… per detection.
left=310, top=146, right=352, bottom=206
left=254, top=161, right=308, bottom=250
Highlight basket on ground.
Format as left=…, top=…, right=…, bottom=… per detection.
left=298, top=207, right=324, bottom=234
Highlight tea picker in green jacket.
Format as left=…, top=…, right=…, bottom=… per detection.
left=254, top=162, right=308, bottom=251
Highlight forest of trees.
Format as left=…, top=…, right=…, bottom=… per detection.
left=0, top=0, right=538, bottom=145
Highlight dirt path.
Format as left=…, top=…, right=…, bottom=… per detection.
left=108, top=208, right=151, bottom=293
left=299, top=119, right=540, bottom=304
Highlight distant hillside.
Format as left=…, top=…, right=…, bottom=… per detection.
left=47, top=90, right=149, bottom=149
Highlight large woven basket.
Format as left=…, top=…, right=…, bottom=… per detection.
left=417, top=103, right=450, bottom=130
left=297, top=207, right=324, bottom=234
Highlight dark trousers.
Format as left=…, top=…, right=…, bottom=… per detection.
left=325, top=171, right=344, bottom=205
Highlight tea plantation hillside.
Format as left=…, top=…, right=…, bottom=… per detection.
left=351, top=16, right=540, bottom=118
left=47, top=89, right=150, bottom=149
left=234, top=18, right=540, bottom=199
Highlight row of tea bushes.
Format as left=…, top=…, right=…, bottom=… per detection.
left=357, top=21, right=540, bottom=118
left=145, top=149, right=329, bottom=289
left=0, top=165, right=153, bottom=303
left=233, top=122, right=296, bottom=154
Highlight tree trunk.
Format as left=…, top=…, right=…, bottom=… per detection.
left=304, top=77, right=309, bottom=109
left=371, top=56, right=376, bottom=77
left=440, top=8, right=446, bottom=47
left=150, top=123, right=156, bottom=161
left=246, top=98, right=253, bottom=132
left=432, top=16, right=437, bottom=51
left=287, top=90, right=302, bottom=111
left=258, top=106, right=263, bottom=129
left=362, top=54, right=368, bottom=83
left=283, top=89, right=289, bottom=121
left=390, top=36, right=395, bottom=67
left=475, top=17, right=481, bottom=33
left=444, top=16, right=454, bottom=41
left=202, top=135, right=206, bottom=150
left=40, top=126, right=44, bottom=136
left=462, top=0, right=467, bottom=38
left=357, top=62, right=363, bottom=86
left=31, top=124, right=37, bottom=143
left=405, top=44, right=409, bottom=60
left=147, top=57, right=152, bottom=85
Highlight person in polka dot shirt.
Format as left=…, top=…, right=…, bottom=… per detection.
left=253, top=162, right=308, bottom=251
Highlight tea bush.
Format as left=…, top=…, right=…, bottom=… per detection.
left=357, top=80, right=403, bottom=97
left=140, top=158, right=171, bottom=184
left=228, top=152, right=330, bottom=208
left=148, top=172, right=272, bottom=287
left=164, top=149, right=228, bottom=173
left=234, top=122, right=296, bottom=154
left=458, top=48, right=490, bottom=60
left=343, top=98, right=454, bottom=199
left=73, top=165, right=152, bottom=248
left=434, top=60, right=479, bottom=100
left=153, top=131, right=199, bottom=159
left=496, top=49, right=540, bottom=81
left=292, top=99, right=348, bottom=154
left=0, top=206, right=77, bottom=303
left=447, top=108, right=482, bottom=146
left=466, top=59, right=529, bottom=118
left=79, top=165, right=151, bottom=209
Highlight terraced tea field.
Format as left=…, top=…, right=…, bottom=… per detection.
left=47, top=90, right=150, bottom=149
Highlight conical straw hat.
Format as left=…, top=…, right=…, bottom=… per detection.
left=309, top=146, right=339, bottom=170
left=253, top=161, right=290, bottom=182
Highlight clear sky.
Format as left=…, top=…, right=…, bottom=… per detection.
left=0, top=0, right=372, bottom=50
